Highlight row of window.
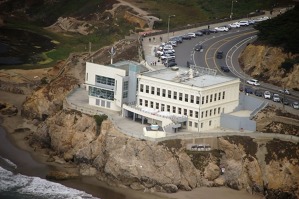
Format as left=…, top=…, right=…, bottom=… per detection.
left=139, top=84, right=225, bottom=104
left=96, top=75, right=115, bottom=86
left=89, top=86, right=114, bottom=100
left=189, top=120, right=213, bottom=129
left=139, top=98, right=223, bottom=119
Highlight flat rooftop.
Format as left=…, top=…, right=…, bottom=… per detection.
left=142, top=67, right=239, bottom=87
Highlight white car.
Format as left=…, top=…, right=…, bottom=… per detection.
left=228, top=22, right=240, bottom=28
left=214, top=26, right=229, bottom=32
left=292, top=101, right=299, bottom=109
left=272, top=94, right=281, bottom=102
left=264, top=91, right=271, bottom=99
left=187, top=33, right=196, bottom=38
left=160, top=55, right=175, bottom=60
left=246, top=79, right=260, bottom=86
left=239, top=20, right=249, bottom=26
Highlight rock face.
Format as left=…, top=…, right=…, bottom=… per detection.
left=0, top=101, right=18, bottom=116
left=30, top=110, right=299, bottom=196
left=239, top=44, right=299, bottom=90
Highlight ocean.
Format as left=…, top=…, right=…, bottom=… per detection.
left=0, top=126, right=100, bottom=199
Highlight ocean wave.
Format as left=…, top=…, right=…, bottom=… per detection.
left=0, top=166, right=100, bottom=199
left=0, top=155, right=17, bottom=171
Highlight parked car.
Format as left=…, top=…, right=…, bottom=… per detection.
left=187, top=32, right=196, bottom=38
left=181, top=34, right=192, bottom=40
left=200, top=29, right=210, bottom=35
left=292, top=101, right=299, bottom=109
left=272, top=93, right=281, bottom=102
left=246, top=79, right=260, bottom=86
left=216, top=51, right=224, bottom=59
left=214, top=26, right=229, bottom=32
left=228, top=22, right=240, bottom=28
left=254, top=89, right=263, bottom=97
left=245, top=87, right=254, bottom=94
left=264, top=91, right=271, bottom=99
left=194, top=44, right=203, bottom=51
left=169, top=36, right=183, bottom=43
left=168, top=40, right=177, bottom=47
left=209, top=29, right=218, bottom=33
left=160, top=54, right=175, bottom=60
left=281, top=98, right=290, bottom=105
left=239, top=20, right=249, bottom=26
left=164, top=61, right=177, bottom=67
left=248, top=20, right=255, bottom=25
left=220, top=65, right=230, bottom=72
left=278, top=89, right=291, bottom=95
left=194, top=31, right=203, bottom=36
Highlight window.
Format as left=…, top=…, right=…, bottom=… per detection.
left=218, top=92, right=221, bottom=100
left=185, top=94, right=188, bottom=102
left=214, top=93, right=217, bottom=101
left=89, top=86, right=114, bottom=100
left=218, top=107, right=221, bottom=114
left=161, top=104, right=165, bottom=111
left=150, top=101, right=154, bottom=108
left=140, top=84, right=144, bottom=92
left=206, top=95, right=209, bottom=103
left=195, top=111, right=198, bottom=118
left=122, top=91, right=128, bottom=98
left=196, top=96, right=200, bottom=104
left=151, top=86, right=155, bottom=94
left=210, top=109, right=212, bottom=116
left=201, top=123, right=203, bottom=128
left=173, top=91, right=177, bottom=100
left=210, top=94, right=213, bottom=102
left=214, top=108, right=216, bottom=115
left=157, top=88, right=160, bottom=96
left=123, top=81, right=129, bottom=90
left=184, top=109, right=187, bottom=115
left=96, top=75, right=115, bottom=86
left=205, top=111, right=208, bottom=117
left=167, top=105, right=170, bottom=112
left=168, top=90, right=171, bottom=98
left=146, top=85, right=149, bottom=93
left=209, top=120, right=212, bottom=126
left=139, top=99, right=142, bottom=106
left=178, top=108, right=182, bottom=114
left=190, top=95, right=194, bottom=103
left=156, top=103, right=159, bottom=109
left=189, top=110, right=193, bottom=117
left=172, top=106, right=176, bottom=113
left=189, top=121, right=192, bottom=127
left=202, top=96, right=205, bottom=104
left=106, top=101, right=111, bottom=108
left=162, top=89, right=166, bottom=97
left=222, top=91, right=225, bottom=99
left=201, top=111, right=204, bottom=118
left=179, top=93, right=183, bottom=101
left=195, top=122, right=198, bottom=128
left=145, top=100, right=148, bottom=107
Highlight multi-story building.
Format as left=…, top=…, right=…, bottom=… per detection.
left=135, top=67, right=240, bottom=132
left=85, top=61, right=147, bottom=111
left=85, top=61, right=240, bottom=134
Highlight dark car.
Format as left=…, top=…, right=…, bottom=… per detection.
left=254, top=89, right=263, bottom=97
left=245, top=87, right=254, bottom=94
left=169, top=36, right=183, bottom=43
left=220, top=65, right=230, bottom=72
left=216, top=51, right=224, bottom=59
left=164, top=61, right=177, bottom=67
left=200, top=29, right=210, bottom=35
left=281, top=98, right=290, bottom=105
left=209, top=29, right=218, bottom=33
left=194, top=31, right=203, bottom=36
left=194, top=44, right=203, bottom=51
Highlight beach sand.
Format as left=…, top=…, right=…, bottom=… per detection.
left=0, top=90, right=263, bottom=199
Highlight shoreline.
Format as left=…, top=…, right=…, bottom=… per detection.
left=0, top=90, right=262, bottom=199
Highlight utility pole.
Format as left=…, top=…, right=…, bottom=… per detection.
left=167, top=15, right=175, bottom=41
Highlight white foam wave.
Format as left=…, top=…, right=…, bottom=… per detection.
left=0, top=155, right=17, bottom=169
left=0, top=166, right=99, bottom=198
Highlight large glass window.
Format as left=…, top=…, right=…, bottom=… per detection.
left=123, top=81, right=129, bottom=90
left=96, top=75, right=115, bottom=86
left=89, top=86, right=114, bottom=100
left=123, top=91, right=128, bottom=98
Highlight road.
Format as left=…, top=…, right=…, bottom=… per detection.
left=172, top=27, right=299, bottom=114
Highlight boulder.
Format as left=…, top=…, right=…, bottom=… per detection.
left=162, top=184, right=178, bottom=193
left=204, top=162, right=220, bottom=181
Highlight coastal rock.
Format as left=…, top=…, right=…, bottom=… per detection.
left=46, top=170, right=78, bottom=181
left=0, top=101, right=18, bottom=116
left=79, top=164, right=97, bottom=176
left=162, top=184, right=178, bottom=193
left=214, top=176, right=225, bottom=186
left=204, top=162, right=220, bottom=181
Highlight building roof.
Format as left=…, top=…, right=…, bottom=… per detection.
left=110, top=60, right=148, bottom=74
left=142, top=67, right=239, bottom=88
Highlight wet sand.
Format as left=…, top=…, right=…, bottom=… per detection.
left=0, top=90, right=262, bottom=199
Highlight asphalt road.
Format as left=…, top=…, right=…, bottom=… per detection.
left=172, top=26, right=299, bottom=114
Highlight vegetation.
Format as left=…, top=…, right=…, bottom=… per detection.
left=94, top=114, right=108, bottom=135
left=254, top=5, right=299, bottom=54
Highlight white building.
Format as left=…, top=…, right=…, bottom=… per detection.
left=85, top=61, right=147, bottom=111
left=85, top=61, right=241, bottom=134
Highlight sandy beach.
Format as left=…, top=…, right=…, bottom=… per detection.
left=0, top=90, right=263, bottom=199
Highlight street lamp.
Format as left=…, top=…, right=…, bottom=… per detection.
left=167, top=15, right=175, bottom=41
left=230, top=0, right=237, bottom=20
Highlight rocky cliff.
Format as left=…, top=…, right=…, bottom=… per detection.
left=28, top=109, right=299, bottom=197
left=239, top=44, right=299, bottom=90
